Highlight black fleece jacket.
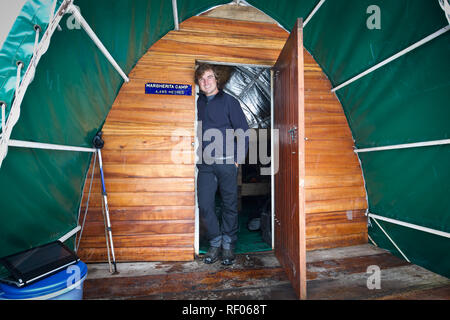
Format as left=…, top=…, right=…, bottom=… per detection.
left=197, top=90, right=250, bottom=164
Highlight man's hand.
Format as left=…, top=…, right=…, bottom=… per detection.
left=235, top=162, right=239, bottom=168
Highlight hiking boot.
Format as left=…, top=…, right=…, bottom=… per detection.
left=204, top=246, right=221, bottom=264
left=221, top=248, right=235, bottom=266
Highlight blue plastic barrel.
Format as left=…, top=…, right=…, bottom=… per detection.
left=0, top=261, right=88, bottom=300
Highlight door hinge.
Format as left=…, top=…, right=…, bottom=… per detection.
left=274, top=216, right=281, bottom=226
left=274, top=70, right=280, bottom=78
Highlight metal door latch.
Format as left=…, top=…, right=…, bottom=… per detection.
left=288, top=126, right=297, bottom=143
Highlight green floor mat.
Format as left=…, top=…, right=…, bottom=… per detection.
left=199, top=195, right=272, bottom=254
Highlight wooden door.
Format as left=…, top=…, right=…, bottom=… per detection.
left=273, top=18, right=306, bottom=300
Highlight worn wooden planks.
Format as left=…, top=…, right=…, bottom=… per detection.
left=83, top=244, right=450, bottom=300
left=80, top=247, right=194, bottom=262
left=80, top=206, right=195, bottom=222
left=77, top=14, right=367, bottom=263
left=180, top=16, right=289, bottom=39
left=304, top=55, right=368, bottom=249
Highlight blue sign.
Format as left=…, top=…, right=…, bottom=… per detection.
left=145, top=82, right=192, bottom=96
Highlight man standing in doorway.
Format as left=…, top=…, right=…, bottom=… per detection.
left=195, top=64, right=249, bottom=265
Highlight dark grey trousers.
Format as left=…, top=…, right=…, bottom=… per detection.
left=197, top=163, right=239, bottom=250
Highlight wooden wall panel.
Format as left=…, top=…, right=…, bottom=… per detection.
left=304, top=52, right=368, bottom=250
left=77, top=15, right=367, bottom=262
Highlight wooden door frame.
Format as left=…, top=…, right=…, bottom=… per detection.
left=193, top=59, right=275, bottom=255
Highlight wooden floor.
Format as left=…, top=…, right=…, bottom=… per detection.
left=82, top=244, right=450, bottom=300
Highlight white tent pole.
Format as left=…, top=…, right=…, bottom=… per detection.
left=172, top=0, right=179, bottom=30
left=58, top=225, right=81, bottom=243
left=0, top=0, right=72, bottom=168
left=33, top=25, right=41, bottom=60
left=303, top=0, right=326, bottom=27
left=332, top=25, right=450, bottom=92
left=355, top=138, right=450, bottom=153
left=50, top=0, right=58, bottom=21
left=367, top=233, right=378, bottom=247
left=67, top=4, right=129, bottom=83
left=1, top=102, right=5, bottom=135
left=369, top=213, right=450, bottom=239
left=370, top=216, right=410, bottom=262
left=15, top=62, right=23, bottom=92
left=8, top=139, right=96, bottom=153
left=75, top=150, right=97, bottom=252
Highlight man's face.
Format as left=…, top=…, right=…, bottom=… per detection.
left=198, top=69, right=219, bottom=96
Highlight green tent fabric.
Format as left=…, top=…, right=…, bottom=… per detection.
left=0, top=0, right=448, bottom=278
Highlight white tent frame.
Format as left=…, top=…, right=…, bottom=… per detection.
left=354, top=139, right=450, bottom=153
left=0, top=1, right=129, bottom=271
left=369, top=213, right=450, bottom=239
left=1, top=0, right=448, bottom=271
left=331, top=25, right=450, bottom=92
left=0, top=0, right=129, bottom=168
left=303, top=0, right=326, bottom=27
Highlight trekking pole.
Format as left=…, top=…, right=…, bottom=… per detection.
left=93, top=132, right=119, bottom=274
